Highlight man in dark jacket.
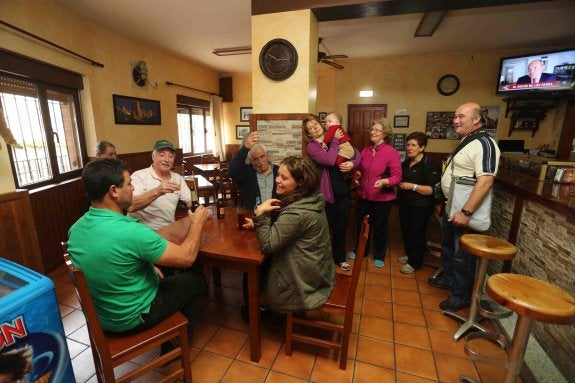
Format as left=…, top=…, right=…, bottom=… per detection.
left=229, top=131, right=279, bottom=209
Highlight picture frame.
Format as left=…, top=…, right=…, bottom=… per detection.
left=318, top=112, right=327, bottom=123
left=113, top=94, right=161, bottom=125
left=393, top=115, right=410, bottom=128
left=236, top=125, right=250, bottom=139
left=240, top=107, right=253, bottom=122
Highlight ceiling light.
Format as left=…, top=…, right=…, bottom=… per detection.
left=212, top=46, right=252, bottom=56
left=414, top=11, right=447, bottom=37
left=359, top=90, right=373, bottom=97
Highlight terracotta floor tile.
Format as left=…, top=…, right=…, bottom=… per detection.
left=264, top=371, right=308, bottom=383
left=353, top=361, right=395, bottom=383
left=223, top=306, right=251, bottom=332
left=363, top=284, right=392, bottom=302
left=198, top=301, right=236, bottom=325
left=190, top=350, right=234, bottom=383
left=361, top=298, right=393, bottom=320
left=355, top=336, right=394, bottom=368
left=421, top=293, right=446, bottom=311
left=364, top=272, right=391, bottom=287
left=207, top=285, right=244, bottom=306
left=428, top=328, right=467, bottom=358
left=237, top=337, right=282, bottom=369
left=423, top=310, right=461, bottom=332
left=396, top=371, right=438, bottom=383
left=433, top=352, right=479, bottom=383
left=220, top=360, right=268, bottom=383
left=271, top=344, right=315, bottom=380
left=309, top=353, right=354, bottom=383
left=393, top=304, right=426, bottom=326
left=417, top=279, right=451, bottom=297
left=392, top=289, right=422, bottom=308
left=359, top=316, right=393, bottom=341
left=391, top=276, right=418, bottom=291
left=395, top=344, right=438, bottom=380
left=394, top=322, right=431, bottom=349
left=204, top=327, right=249, bottom=358
left=191, top=321, right=220, bottom=348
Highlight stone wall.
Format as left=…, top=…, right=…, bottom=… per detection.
left=256, top=119, right=303, bottom=164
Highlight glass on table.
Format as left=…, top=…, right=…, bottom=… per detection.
left=237, top=206, right=247, bottom=230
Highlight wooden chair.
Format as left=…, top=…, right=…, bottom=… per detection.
left=62, top=243, right=192, bottom=383
left=285, top=215, right=370, bottom=370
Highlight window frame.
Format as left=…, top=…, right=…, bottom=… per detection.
left=176, top=95, right=212, bottom=156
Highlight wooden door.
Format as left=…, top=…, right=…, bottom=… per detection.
left=347, top=104, right=387, bottom=151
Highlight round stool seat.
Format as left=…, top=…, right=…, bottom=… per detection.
left=486, top=273, right=575, bottom=325
left=460, top=234, right=517, bottom=261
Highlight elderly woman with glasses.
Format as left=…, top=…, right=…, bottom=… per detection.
left=348, top=118, right=402, bottom=267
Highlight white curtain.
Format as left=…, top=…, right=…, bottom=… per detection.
left=210, top=95, right=225, bottom=160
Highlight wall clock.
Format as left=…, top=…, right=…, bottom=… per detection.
left=259, top=38, right=298, bottom=81
left=437, top=74, right=460, bottom=96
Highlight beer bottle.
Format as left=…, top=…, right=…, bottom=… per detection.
left=190, top=190, right=199, bottom=212
left=217, top=192, right=225, bottom=219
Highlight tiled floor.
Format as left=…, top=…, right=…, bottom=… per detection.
left=49, top=210, right=526, bottom=383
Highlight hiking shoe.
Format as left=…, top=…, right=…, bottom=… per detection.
left=439, top=298, right=470, bottom=312
left=428, top=277, right=453, bottom=291
left=339, top=261, right=352, bottom=271
left=347, top=251, right=356, bottom=260
left=400, top=264, right=415, bottom=274
left=398, top=256, right=408, bottom=264
left=373, top=259, right=384, bottom=268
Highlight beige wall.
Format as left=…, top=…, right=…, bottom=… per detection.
left=0, top=0, right=219, bottom=161
left=222, top=73, right=253, bottom=144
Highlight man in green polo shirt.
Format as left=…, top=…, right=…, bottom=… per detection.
left=68, top=159, right=210, bottom=334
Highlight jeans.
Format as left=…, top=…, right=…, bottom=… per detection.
left=357, top=199, right=394, bottom=261
left=441, top=212, right=476, bottom=303
left=127, top=270, right=207, bottom=334
left=325, top=194, right=351, bottom=264
left=399, top=203, right=434, bottom=269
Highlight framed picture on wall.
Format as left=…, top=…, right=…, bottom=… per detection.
left=113, top=94, right=161, bottom=125
left=240, top=107, right=253, bottom=122
left=393, top=115, right=410, bottom=128
left=318, top=112, right=327, bottom=123
left=236, top=125, right=250, bottom=139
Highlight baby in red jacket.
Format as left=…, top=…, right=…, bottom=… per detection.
left=322, top=112, right=361, bottom=189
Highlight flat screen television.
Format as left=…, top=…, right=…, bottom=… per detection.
left=496, top=47, right=575, bottom=95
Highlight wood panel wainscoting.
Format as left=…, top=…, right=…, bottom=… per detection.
left=29, top=178, right=90, bottom=273
left=0, top=189, right=44, bottom=273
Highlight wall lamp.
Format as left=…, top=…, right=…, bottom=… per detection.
left=359, top=90, right=374, bottom=97
left=212, top=46, right=252, bottom=56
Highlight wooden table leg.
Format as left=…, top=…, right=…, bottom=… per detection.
left=246, top=263, right=262, bottom=362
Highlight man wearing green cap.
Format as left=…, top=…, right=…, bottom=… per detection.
left=128, top=140, right=192, bottom=229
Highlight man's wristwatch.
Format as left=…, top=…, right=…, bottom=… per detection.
left=461, top=209, right=473, bottom=217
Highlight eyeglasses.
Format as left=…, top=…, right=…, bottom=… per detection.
left=370, top=128, right=384, bottom=133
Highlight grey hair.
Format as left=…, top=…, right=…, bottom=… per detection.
left=246, top=143, right=267, bottom=165
left=96, top=140, right=115, bottom=156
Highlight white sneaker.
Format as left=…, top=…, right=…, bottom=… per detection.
left=398, top=256, right=408, bottom=264
left=400, top=264, right=415, bottom=274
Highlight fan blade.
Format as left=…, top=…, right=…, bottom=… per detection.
left=324, top=54, right=348, bottom=60
left=322, top=60, right=344, bottom=69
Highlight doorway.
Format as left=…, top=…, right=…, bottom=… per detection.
left=347, top=104, right=387, bottom=150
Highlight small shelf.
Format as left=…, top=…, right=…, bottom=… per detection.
left=504, top=97, right=559, bottom=137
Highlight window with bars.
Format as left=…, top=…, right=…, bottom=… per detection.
left=176, top=95, right=213, bottom=155
left=1, top=74, right=85, bottom=188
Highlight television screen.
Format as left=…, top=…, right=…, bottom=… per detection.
left=496, top=48, right=575, bottom=95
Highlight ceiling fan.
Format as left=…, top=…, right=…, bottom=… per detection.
left=318, top=38, right=348, bottom=69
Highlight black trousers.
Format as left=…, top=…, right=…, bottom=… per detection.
left=356, top=199, right=394, bottom=261
left=325, top=194, right=351, bottom=264
left=398, top=203, right=435, bottom=268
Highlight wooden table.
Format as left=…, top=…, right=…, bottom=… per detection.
left=160, top=207, right=264, bottom=362
left=192, top=163, right=219, bottom=178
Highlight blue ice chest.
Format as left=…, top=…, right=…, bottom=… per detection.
left=0, top=258, right=75, bottom=383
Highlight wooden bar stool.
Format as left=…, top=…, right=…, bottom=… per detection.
left=461, top=273, right=575, bottom=383
left=443, top=234, right=517, bottom=341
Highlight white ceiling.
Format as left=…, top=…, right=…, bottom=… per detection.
left=56, top=0, right=575, bottom=74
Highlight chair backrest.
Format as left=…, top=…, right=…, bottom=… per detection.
left=347, top=215, right=370, bottom=307
left=62, top=242, right=114, bottom=379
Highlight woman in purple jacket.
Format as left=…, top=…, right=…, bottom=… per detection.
left=303, top=115, right=361, bottom=272
left=349, top=118, right=402, bottom=267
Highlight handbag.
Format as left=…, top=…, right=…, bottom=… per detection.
left=446, top=175, right=492, bottom=232
left=433, top=182, right=446, bottom=202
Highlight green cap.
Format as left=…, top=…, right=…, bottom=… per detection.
left=153, top=139, right=175, bottom=151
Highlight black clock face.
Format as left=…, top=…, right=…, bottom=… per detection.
left=259, top=39, right=298, bottom=81
left=437, top=74, right=460, bottom=96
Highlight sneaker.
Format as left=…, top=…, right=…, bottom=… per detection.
left=400, top=264, right=415, bottom=274
left=398, top=256, right=408, bottom=264
left=439, top=298, right=470, bottom=312
left=339, top=261, right=351, bottom=271
left=347, top=251, right=356, bottom=260
left=427, top=277, right=453, bottom=291
left=373, top=259, right=384, bottom=268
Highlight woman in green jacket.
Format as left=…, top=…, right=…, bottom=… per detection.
left=244, top=155, right=335, bottom=312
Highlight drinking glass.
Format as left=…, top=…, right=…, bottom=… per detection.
left=237, top=206, right=246, bottom=230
